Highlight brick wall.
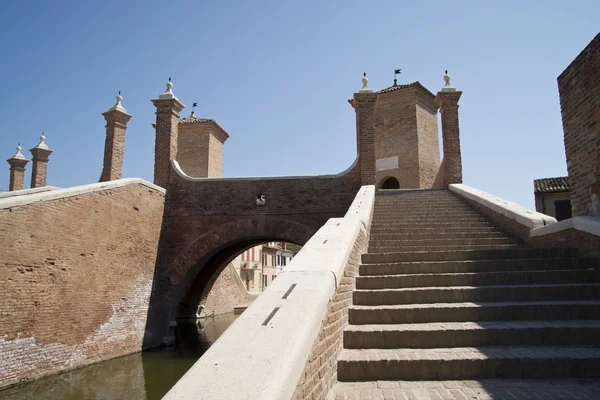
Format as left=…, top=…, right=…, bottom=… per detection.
left=531, top=228, right=600, bottom=258
left=208, top=134, right=224, bottom=177
left=558, top=33, right=600, bottom=216
left=199, top=263, right=249, bottom=317
left=292, top=227, right=368, bottom=399
left=0, top=183, right=165, bottom=389
left=416, top=104, right=441, bottom=187
left=176, top=123, right=211, bottom=178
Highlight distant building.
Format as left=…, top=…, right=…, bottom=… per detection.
left=235, top=242, right=298, bottom=292
left=534, top=177, right=572, bottom=221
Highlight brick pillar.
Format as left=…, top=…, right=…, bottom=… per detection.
left=352, top=74, right=378, bottom=186
left=29, top=135, right=54, bottom=188
left=151, top=79, right=185, bottom=188
left=558, top=33, right=600, bottom=216
left=6, top=146, right=29, bottom=191
left=100, top=93, right=132, bottom=182
left=435, top=73, right=463, bottom=186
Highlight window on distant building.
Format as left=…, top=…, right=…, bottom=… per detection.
left=263, top=275, right=267, bottom=288
left=262, top=254, right=267, bottom=265
left=282, top=256, right=287, bottom=266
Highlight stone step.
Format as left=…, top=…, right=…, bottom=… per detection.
left=359, top=258, right=600, bottom=276
left=367, top=243, right=519, bottom=253
left=333, top=379, right=600, bottom=400
left=353, top=283, right=600, bottom=306
left=362, top=248, right=578, bottom=263
left=355, top=269, right=600, bottom=289
left=369, top=231, right=509, bottom=241
left=369, top=237, right=516, bottom=248
left=348, top=301, right=600, bottom=325
left=369, top=228, right=503, bottom=238
left=343, top=320, right=600, bottom=349
left=370, top=222, right=496, bottom=231
left=372, top=209, right=479, bottom=217
left=337, top=346, right=600, bottom=381
left=371, top=216, right=490, bottom=224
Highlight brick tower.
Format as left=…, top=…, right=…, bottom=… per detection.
left=176, top=105, right=229, bottom=178
left=373, top=81, right=440, bottom=189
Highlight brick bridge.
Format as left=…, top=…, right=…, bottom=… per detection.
left=0, top=71, right=480, bottom=388
left=142, top=74, right=466, bottom=346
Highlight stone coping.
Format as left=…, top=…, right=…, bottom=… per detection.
left=171, top=157, right=358, bottom=181
left=0, top=186, right=60, bottom=199
left=0, top=178, right=165, bottom=210
left=449, top=184, right=557, bottom=229
left=531, top=216, right=600, bottom=237
left=164, top=185, right=375, bottom=400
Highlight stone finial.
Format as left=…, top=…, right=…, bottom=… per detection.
left=108, top=91, right=128, bottom=113
left=359, top=72, right=372, bottom=93
left=441, top=70, right=456, bottom=92
left=32, top=135, right=51, bottom=151
left=159, top=77, right=179, bottom=100
left=9, top=145, right=27, bottom=161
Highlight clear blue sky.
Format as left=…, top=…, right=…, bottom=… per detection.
left=0, top=1, right=598, bottom=208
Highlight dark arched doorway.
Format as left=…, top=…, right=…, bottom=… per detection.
left=381, top=177, right=400, bottom=189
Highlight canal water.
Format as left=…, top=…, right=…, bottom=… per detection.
left=0, top=313, right=238, bottom=400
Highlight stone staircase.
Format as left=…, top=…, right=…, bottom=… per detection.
left=335, top=189, right=600, bottom=398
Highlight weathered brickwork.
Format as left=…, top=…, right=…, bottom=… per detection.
left=0, top=183, right=165, bottom=389
left=558, top=33, right=600, bottom=216
left=99, top=109, right=131, bottom=182
left=531, top=227, right=600, bottom=258
left=292, top=228, right=368, bottom=400
left=198, top=263, right=249, bottom=317
left=373, top=84, right=440, bottom=189
left=436, top=91, right=463, bottom=185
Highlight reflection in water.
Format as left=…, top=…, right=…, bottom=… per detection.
left=0, top=313, right=238, bottom=400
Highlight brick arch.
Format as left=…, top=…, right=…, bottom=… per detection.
left=154, top=215, right=316, bottom=338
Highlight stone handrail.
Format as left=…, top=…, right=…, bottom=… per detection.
left=0, top=178, right=164, bottom=210
left=449, top=183, right=557, bottom=229
left=164, top=185, right=375, bottom=400
left=0, top=186, right=60, bottom=199
left=531, top=216, right=600, bottom=237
